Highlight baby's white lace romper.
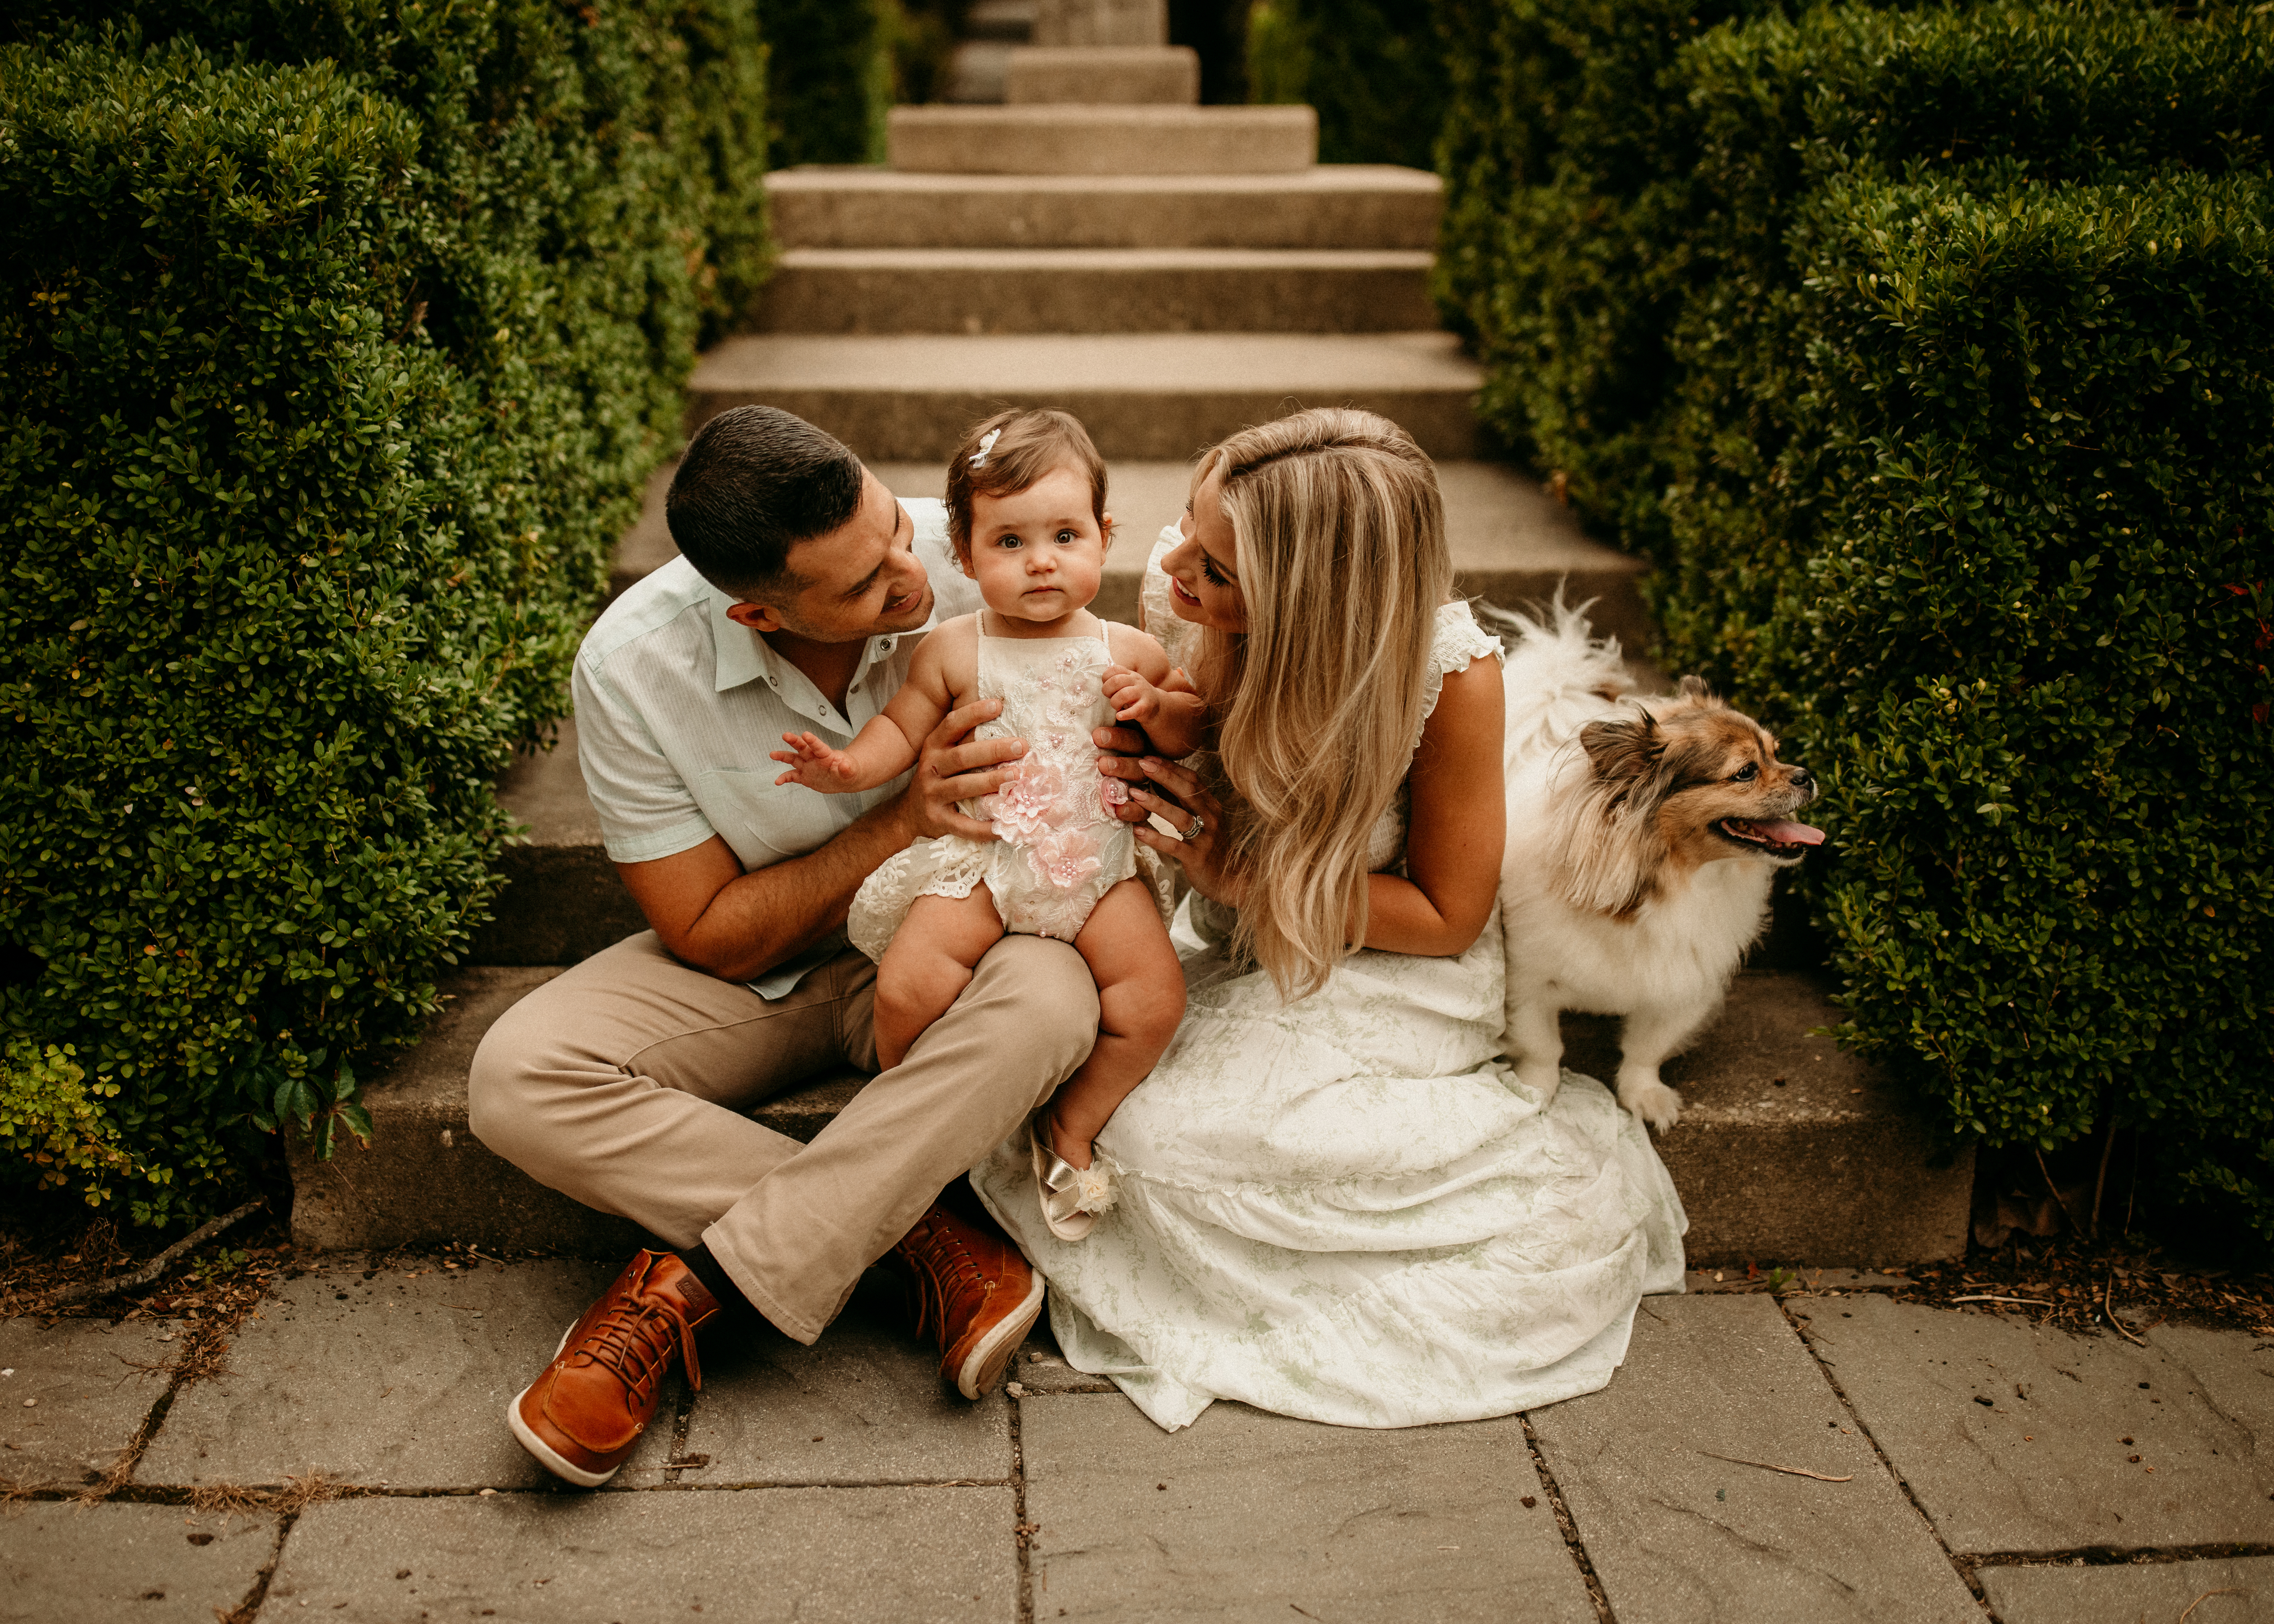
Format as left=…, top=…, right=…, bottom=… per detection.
left=849, top=614, right=1167, bottom=960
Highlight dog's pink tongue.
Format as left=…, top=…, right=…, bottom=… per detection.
left=1754, top=820, right=1825, bottom=846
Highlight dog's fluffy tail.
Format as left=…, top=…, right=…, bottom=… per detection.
left=1481, top=593, right=1635, bottom=773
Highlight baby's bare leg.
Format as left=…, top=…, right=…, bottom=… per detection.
left=874, top=886, right=1007, bottom=1071
left=1047, top=878, right=1186, bottom=1169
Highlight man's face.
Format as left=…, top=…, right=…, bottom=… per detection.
left=724, top=465, right=933, bottom=643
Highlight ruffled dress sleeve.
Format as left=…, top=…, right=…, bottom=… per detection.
left=1139, top=526, right=1203, bottom=675
left=1419, top=600, right=1504, bottom=735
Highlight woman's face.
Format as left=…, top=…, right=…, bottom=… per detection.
left=1161, top=465, right=1247, bottom=633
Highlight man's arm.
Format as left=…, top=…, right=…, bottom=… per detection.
left=620, top=695, right=1025, bottom=983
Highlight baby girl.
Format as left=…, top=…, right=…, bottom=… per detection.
left=773, top=409, right=1205, bottom=1240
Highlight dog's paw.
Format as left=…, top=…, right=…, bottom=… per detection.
left=1515, top=1061, right=1562, bottom=1110
left=1619, top=1078, right=1684, bottom=1134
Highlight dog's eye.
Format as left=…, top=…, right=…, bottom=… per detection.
left=1732, top=763, right=1758, bottom=782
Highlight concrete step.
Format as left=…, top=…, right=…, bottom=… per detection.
left=1005, top=44, right=1198, bottom=103
left=1562, top=974, right=1970, bottom=1267
left=968, top=0, right=1037, bottom=40
left=1035, top=0, right=1163, bottom=47
left=752, top=247, right=1437, bottom=336
left=944, top=40, right=1018, bottom=104
left=766, top=167, right=1442, bottom=252
left=286, top=968, right=867, bottom=1253
left=289, top=966, right=1971, bottom=1264
left=468, top=717, right=646, bottom=968
left=686, top=332, right=1486, bottom=461
left=607, top=463, right=677, bottom=603
left=888, top=105, right=1316, bottom=175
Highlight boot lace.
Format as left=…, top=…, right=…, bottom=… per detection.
left=577, top=1284, right=703, bottom=1408
left=897, top=1216, right=995, bottom=1347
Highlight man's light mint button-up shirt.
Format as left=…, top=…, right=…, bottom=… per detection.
left=571, top=496, right=979, bottom=997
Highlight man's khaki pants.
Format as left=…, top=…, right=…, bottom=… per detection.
left=468, top=931, right=1098, bottom=1343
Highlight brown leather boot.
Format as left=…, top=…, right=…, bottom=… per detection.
left=508, top=1250, right=718, bottom=1487
left=885, top=1202, right=1045, bottom=1400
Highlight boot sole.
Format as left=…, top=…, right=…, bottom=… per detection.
left=506, top=1324, right=617, bottom=1489
left=953, top=1267, right=1046, bottom=1401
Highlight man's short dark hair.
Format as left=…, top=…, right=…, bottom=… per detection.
left=666, top=407, right=865, bottom=598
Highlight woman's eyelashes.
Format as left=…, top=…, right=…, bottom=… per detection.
left=1200, top=556, right=1228, bottom=587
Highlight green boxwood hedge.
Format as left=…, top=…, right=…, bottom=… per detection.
left=1707, top=172, right=2274, bottom=1217
left=1437, top=1, right=2274, bottom=561
left=1658, top=3, right=2274, bottom=674
left=1441, top=0, right=2274, bottom=1228
left=1246, top=0, right=1449, bottom=169
left=1, top=4, right=770, bottom=1222
left=762, top=0, right=886, bottom=166
left=1432, top=0, right=1787, bottom=548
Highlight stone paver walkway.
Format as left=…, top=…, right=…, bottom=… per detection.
left=5, top=1266, right=2273, bottom=1622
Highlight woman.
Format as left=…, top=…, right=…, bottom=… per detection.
left=973, top=409, right=1685, bottom=1430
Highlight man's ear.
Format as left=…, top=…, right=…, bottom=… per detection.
left=723, top=598, right=786, bottom=635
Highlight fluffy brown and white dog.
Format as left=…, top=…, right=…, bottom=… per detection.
left=1496, top=603, right=1821, bottom=1132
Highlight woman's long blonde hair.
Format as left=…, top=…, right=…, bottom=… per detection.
left=1194, top=408, right=1452, bottom=1001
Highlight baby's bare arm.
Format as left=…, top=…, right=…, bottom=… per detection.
left=772, top=714, right=915, bottom=792
left=1102, top=625, right=1208, bottom=759
left=774, top=623, right=976, bottom=793
left=881, top=619, right=978, bottom=754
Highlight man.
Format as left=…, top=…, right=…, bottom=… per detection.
left=469, top=406, right=1104, bottom=1488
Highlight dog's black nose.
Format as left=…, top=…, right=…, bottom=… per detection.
left=1791, top=767, right=1814, bottom=790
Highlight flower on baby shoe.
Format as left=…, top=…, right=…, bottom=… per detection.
left=1073, top=1164, right=1116, bottom=1214
left=1028, top=827, right=1102, bottom=893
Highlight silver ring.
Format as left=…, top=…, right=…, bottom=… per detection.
left=1182, top=813, right=1206, bottom=841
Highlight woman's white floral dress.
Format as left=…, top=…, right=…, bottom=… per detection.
left=970, top=531, right=1688, bottom=1431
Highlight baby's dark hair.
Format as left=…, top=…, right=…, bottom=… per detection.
left=944, top=409, right=1107, bottom=561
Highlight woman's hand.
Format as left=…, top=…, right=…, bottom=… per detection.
left=1124, top=753, right=1244, bottom=907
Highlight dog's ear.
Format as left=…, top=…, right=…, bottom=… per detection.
left=1579, top=714, right=1662, bottom=786
left=1675, top=675, right=1721, bottom=707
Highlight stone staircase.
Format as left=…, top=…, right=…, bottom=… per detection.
left=289, top=41, right=1973, bottom=1268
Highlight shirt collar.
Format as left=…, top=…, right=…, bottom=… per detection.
left=707, top=585, right=901, bottom=705
left=709, top=587, right=772, bottom=694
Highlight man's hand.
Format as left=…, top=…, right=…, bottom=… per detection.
left=771, top=731, right=861, bottom=791
left=907, top=696, right=1025, bottom=842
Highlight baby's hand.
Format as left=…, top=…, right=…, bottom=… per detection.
left=771, top=731, right=859, bottom=791
left=1102, top=666, right=1164, bottom=728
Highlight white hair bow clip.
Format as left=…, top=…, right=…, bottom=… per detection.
left=969, top=428, right=1001, bottom=469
